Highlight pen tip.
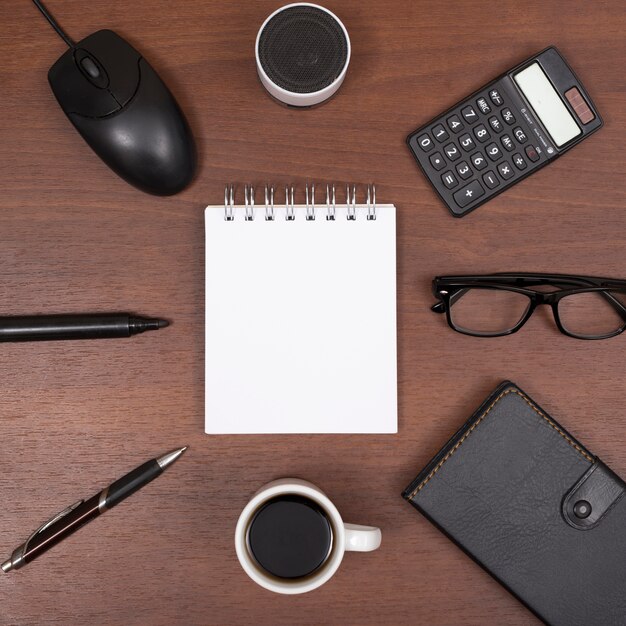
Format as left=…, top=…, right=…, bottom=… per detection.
left=156, top=446, right=189, bottom=469
left=2, top=559, right=13, bottom=573
left=157, top=319, right=169, bottom=328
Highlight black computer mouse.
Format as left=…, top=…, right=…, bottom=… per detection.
left=48, top=29, right=196, bottom=196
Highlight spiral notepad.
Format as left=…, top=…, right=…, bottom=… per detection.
left=205, top=184, right=397, bottom=434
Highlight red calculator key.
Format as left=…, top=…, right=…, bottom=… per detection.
left=525, top=145, right=540, bottom=162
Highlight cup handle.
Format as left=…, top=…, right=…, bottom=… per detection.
left=343, top=523, right=382, bottom=552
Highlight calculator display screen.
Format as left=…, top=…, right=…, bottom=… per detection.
left=514, top=63, right=581, bottom=147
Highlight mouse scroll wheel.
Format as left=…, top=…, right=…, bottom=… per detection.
left=81, top=57, right=100, bottom=79
left=74, top=49, right=109, bottom=89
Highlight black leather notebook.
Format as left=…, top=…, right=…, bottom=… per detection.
left=403, top=381, right=626, bottom=626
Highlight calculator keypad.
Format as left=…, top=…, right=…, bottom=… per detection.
left=497, top=162, right=515, bottom=180
left=429, top=152, right=446, bottom=170
left=432, top=124, right=449, bottom=143
left=458, top=133, right=476, bottom=152
left=417, top=133, right=434, bottom=152
left=476, top=97, right=491, bottom=114
left=489, top=89, right=503, bottom=106
left=470, top=152, right=488, bottom=170
left=488, top=116, right=503, bottom=132
left=473, top=125, right=490, bottom=142
left=456, top=161, right=472, bottom=180
left=442, top=171, right=458, bottom=189
left=453, top=180, right=485, bottom=208
left=444, top=143, right=461, bottom=161
left=513, top=153, right=527, bottom=170
left=500, top=135, right=514, bottom=151
left=447, top=115, right=464, bottom=133
left=461, top=106, right=479, bottom=124
left=408, top=77, right=552, bottom=216
left=502, top=108, right=516, bottom=125
left=483, top=171, right=499, bottom=189
left=485, top=143, right=501, bottom=161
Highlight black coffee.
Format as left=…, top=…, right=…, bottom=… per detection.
left=248, top=495, right=333, bottom=579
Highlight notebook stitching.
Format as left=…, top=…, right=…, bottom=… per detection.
left=408, top=388, right=593, bottom=500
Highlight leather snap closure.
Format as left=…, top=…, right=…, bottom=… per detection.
left=573, top=500, right=592, bottom=519
left=563, top=461, right=625, bottom=530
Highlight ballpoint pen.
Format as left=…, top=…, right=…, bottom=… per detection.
left=2, top=446, right=188, bottom=573
left=0, top=313, right=169, bottom=342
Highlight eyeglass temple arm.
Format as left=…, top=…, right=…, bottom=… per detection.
left=442, top=274, right=615, bottom=289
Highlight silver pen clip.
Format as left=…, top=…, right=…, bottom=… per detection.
left=24, top=499, right=85, bottom=552
left=2, top=498, right=86, bottom=572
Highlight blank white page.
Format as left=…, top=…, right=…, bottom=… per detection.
left=205, top=202, right=397, bottom=434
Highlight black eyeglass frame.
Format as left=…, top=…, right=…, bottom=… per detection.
left=431, top=273, right=626, bottom=339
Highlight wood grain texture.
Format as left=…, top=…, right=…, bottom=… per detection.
left=0, top=0, right=625, bottom=624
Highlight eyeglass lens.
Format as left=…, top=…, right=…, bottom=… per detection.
left=448, top=288, right=531, bottom=336
left=447, top=286, right=626, bottom=338
left=558, top=290, right=626, bottom=338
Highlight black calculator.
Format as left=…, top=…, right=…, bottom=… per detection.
left=407, top=47, right=602, bottom=217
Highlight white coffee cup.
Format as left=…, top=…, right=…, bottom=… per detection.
left=235, top=478, right=382, bottom=594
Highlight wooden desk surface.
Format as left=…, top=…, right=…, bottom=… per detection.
left=1, top=1, right=625, bottom=624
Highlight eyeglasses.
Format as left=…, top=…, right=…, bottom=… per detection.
left=431, top=273, right=626, bottom=340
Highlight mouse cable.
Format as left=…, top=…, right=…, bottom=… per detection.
left=32, top=0, right=75, bottom=49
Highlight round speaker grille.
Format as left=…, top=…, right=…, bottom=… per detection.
left=258, top=5, right=348, bottom=95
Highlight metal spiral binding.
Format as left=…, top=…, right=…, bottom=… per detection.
left=244, top=185, right=255, bottom=221
left=305, top=183, right=315, bottom=221
left=264, top=185, right=274, bottom=221
left=346, top=184, right=357, bottom=220
left=326, top=184, right=336, bottom=220
left=366, top=184, right=376, bottom=221
left=223, top=184, right=377, bottom=221
left=224, top=184, right=234, bottom=221
left=285, top=185, right=295, bottom=220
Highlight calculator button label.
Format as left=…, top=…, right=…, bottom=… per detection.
left=502, top=108, right=516, bottom=125
left=458, top=133, right=476, bottom=152
left=482, top=171, right=500, bottom=189
left=473, top=124, right=490, bottom=143
left=453, top=180, right=485, bottom=208
left=417, top=133, right=434, bottom=151
left=485, top=142, right=502, bottom=161
left=461, top=106, right=479, bottom=124
left=489, top=89, right=503, bottom=106
left=432, top=124, right=450, bottom=143
left=525, top=145, right=540, bottom=162
left=456, top=161, right=473, bottom=180
left=470, top=152, right=488, bottom=170
left=488, top=116, right=503, bottom=132
left=429, top=152, right=446, bottom=170
left=442, top=171, right=459, bottom=189
left=513, top=127, right=528, bottom=143
left=513, top=153, right=527, bottom=170
left=476, top=97, right=491, bottom=114
left=500, top=135, right=514, bottom=151
left=497, top=161, right=514, bottom=180
left=447, top=115, right=465, bottom=133
left=444, top=143, right=461, bottom=161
